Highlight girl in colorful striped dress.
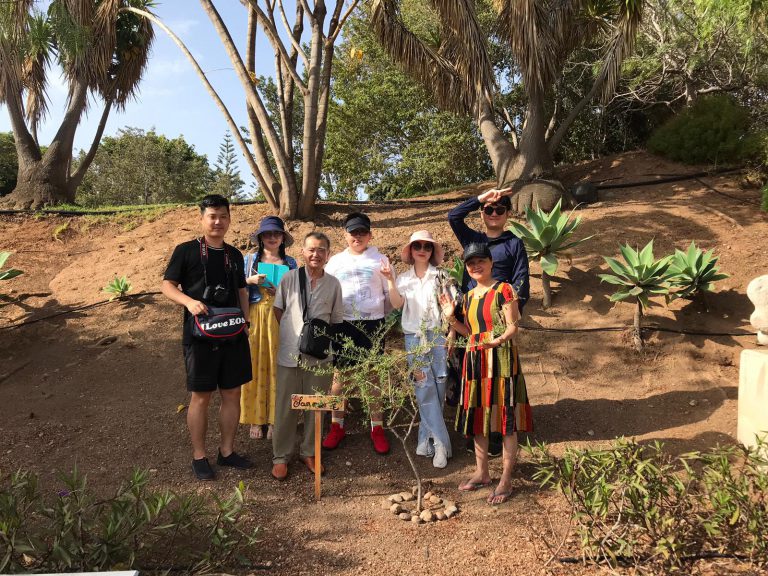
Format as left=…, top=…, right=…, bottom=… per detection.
left=440, top=242, right=532, bottom=505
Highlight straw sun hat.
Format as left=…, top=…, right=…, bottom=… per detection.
left=400, top=230, right=445, bottom=266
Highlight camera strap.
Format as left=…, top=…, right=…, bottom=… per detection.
left=198, top=237, right=232, bottom=290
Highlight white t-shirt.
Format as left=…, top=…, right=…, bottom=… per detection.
left=396, top=265, right=441, bottom=335
left=325, top=247, right=390, bottom=321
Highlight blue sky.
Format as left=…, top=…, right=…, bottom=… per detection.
left=0, top=0, right=309, bottom=191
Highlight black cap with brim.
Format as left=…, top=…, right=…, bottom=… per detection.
left=462, top=242, right=492, bottom=262
left=344, top=214, right=371, bottom=233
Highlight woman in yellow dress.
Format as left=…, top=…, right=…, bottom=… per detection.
left=242, top=217, right=296, bottom=439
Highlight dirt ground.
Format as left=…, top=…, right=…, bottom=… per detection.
left=1, top=151, right=766, bottom=575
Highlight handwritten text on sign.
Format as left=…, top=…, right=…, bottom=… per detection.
left=291, top=394, right=345, bottom=412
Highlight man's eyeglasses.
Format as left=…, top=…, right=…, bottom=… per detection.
left=304, top=247, right=328, bottom=255
left=482, top=205, right=508, bottom=216
left=348, top=229, right=370, bottom=237
left=411, top=242, right=434, bottom=252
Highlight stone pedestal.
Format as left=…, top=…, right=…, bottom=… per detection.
left=738, top=349, right=768, bottom=454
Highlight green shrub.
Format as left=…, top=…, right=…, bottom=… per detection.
left=648, top=95, right=758, bottom=165
left=0, top=468, right=259, bottom=573
left=527, top=438, right=768, bottom=571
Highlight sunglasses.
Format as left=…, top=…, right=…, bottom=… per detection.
left=482, top=205, right=508, bottom=216
left=411, top=242, right=434, bottom=252
left=348, top=229, right=370, bottom=237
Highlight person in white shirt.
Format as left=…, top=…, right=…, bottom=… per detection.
left=381, top=230, right=452, bottom=468
left=322, top=212, right=392, bottom=455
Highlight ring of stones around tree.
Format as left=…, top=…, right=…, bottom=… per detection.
left=381, top=489, right=459, bottom=524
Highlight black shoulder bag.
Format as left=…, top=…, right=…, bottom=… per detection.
left=189, top=238, right=247, bottom=343
left=298, top=267, right=332, bottom=359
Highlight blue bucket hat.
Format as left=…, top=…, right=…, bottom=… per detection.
left=250, top=216, right=294, bottom=247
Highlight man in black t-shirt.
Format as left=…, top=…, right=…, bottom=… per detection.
left=162, top=195, right=253, bottom=480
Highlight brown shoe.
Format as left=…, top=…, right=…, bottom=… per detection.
left=271, top=463, right=288, bottom=481
left=300, top=456, right=325, bottom=475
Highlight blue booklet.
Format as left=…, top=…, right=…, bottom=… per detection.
left=257, top=262, right=289, bottom=288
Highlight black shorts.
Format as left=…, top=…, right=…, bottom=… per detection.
left=183, top=336, right=252, bottom=392
left=332, top=318, right=386, bottom=369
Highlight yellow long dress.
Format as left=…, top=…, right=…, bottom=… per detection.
left=239, top=287, right=278, bottom=426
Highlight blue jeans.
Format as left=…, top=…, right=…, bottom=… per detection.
left=404, top=332, right=452, bottom=458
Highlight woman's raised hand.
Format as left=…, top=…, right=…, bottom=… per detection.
left=439, top=293, right=455, bottom=318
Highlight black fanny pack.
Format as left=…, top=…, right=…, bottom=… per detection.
left=190, top=307, right=247, bottom=342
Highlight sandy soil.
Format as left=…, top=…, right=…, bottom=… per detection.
left=0, top=151, right=766, bottom=575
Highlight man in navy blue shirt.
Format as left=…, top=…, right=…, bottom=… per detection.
left=448, top=189, right=530, bottom=311
left=448, top=188, right=530, bottom=456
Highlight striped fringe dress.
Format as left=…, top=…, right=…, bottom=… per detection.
left=456, top=281, right=533, bottom=437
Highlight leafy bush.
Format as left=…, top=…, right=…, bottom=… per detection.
left=0, top=468, right=259, bottom=573
left=527, top=438, right=768, bottom=571
left=668, top=241, right=729, bottom=302
left=599, top=240, right=675, bottom=349
left=507, top=199, right=592, bottom=307
left=103, top=275, right=132, bottom=300
left=0, top=251, right=22, bottom=281
left=648, top=95, right=758, bottom=165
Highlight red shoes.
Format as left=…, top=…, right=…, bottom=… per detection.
left=370, top=425, right=390, bottom=455
left=322, top=422, right=390, bottom=455
left=322, top=422, right=346, bottom=450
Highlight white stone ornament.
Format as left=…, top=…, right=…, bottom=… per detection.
left=747, top=275, right=768, bottom=345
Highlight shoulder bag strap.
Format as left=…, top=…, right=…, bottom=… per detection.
left=298, top=266, right=309, bottom=322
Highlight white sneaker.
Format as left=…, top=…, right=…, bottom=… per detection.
left=432, top=445, right=448, bottom=469
left=416, top=442, right=434, bottom=457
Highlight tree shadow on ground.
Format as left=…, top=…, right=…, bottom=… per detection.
left=533, top=386, right=737, bottom=444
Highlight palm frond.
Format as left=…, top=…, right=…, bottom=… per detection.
left=593, top=0, right=643, bottom=102
left=494, top=0, right=558, bottom=92
left=22, top=12, right=53, bottom=130
left=370, top=0, right=469, bottom=111
left=431, top=0, right=496, bottom=102
left=107, top=0, right=155, bottom=107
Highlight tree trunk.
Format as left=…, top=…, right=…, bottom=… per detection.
left=10, top=155, right=76, bottom=209
left=633, top=300, right=644, bottom=351
left=541, top=271, right=552, bottom=308
left=476, top=92, right=561, bottom=213
left=501, top=88, right=555, bottom=184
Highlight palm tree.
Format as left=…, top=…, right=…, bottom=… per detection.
left=370, top=0, right=643, bottom=211
left=0, top=0, right=154, bottom=209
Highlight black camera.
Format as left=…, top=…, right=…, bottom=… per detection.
left=203, top=284, right=230, bottom=306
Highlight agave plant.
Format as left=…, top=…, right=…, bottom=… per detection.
left=599, top=240, right=675, bottom=350
left=507, top=199, right=593, bottom=308
left=0, top=252, right=23, bottom=281
left=667, top=241, right=729, bottom=305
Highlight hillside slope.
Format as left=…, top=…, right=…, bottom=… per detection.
left=0, top=151, right=766, bottom=575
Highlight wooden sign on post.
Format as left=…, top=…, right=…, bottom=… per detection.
left=291, top=394, right=345, bottom=500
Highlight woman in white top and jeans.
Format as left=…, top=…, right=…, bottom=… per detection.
left=382, top=230, right=452, bottom=468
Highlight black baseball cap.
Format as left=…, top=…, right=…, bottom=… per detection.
left=463, top=242, right=492, bottom=262
left=344, top=212, right=371, bottom=233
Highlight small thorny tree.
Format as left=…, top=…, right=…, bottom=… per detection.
left=311, top=317, right=434, bottom=511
